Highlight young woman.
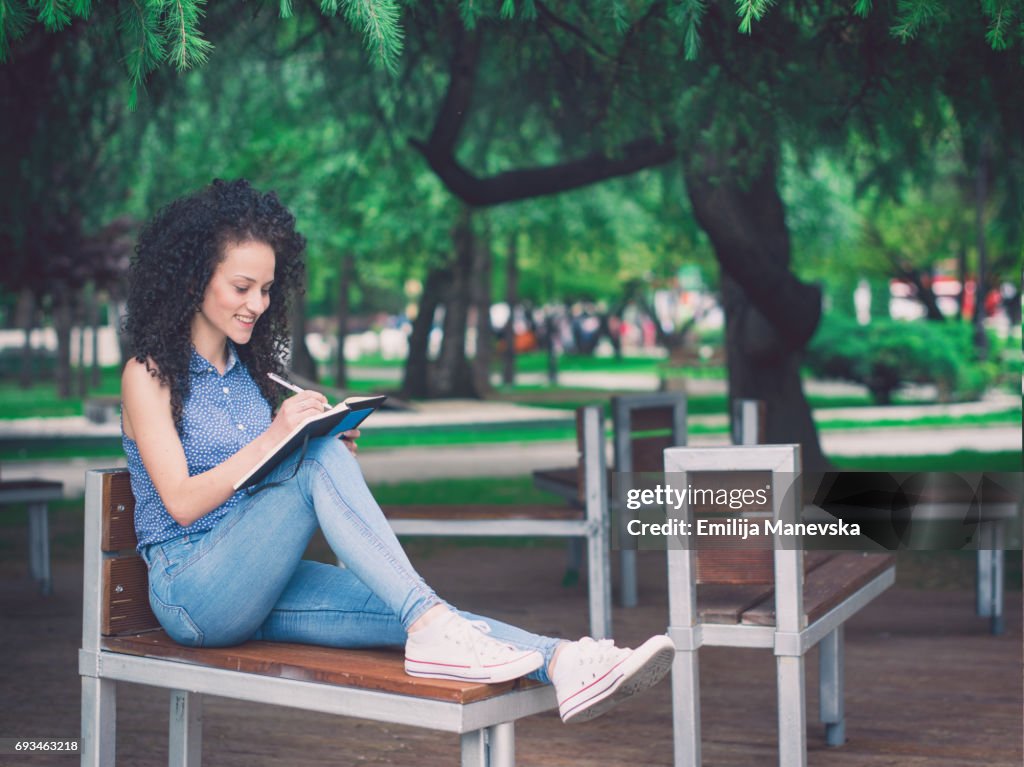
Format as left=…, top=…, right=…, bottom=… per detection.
left=120, top=179, right=673, bottom=723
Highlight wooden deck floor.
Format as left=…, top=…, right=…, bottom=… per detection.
left=1, top=543, right=1020, bottom=766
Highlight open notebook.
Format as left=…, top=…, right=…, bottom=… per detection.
left=234, top=395, right=387, bottom=491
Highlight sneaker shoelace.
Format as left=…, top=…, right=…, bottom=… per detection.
left=444, top=618, right=521, bottom=664
left=575, top=638, right=627, bottom=678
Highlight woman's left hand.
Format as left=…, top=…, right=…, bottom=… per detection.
left=339, top=428, right=360, bottom=456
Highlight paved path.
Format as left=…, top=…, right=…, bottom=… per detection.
left=5, top=424, right=1019, bottom=497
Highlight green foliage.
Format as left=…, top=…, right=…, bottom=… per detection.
left=736, top=0, right=775, bottom=35
left=163, top=0, right=214, bottom=72
left=807, top=314, right=1004, bottom=404
left=668, top=0, right=707, bottom=60
left=0, top=0, right=30, bottom=59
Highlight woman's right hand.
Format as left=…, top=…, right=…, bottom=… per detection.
left=266, top=390, right=329, bottom=442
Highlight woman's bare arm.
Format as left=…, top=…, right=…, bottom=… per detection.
left=121, top=358, right=325, bottom=526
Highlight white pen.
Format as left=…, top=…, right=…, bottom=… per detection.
left=267, top=372, right=332, bottom=411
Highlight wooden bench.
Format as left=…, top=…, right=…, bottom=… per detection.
left=737, top=398, right=1015, bottom=635
left=664, top=445, right=897, bottom=767
left=383, top=406, right=612, bottom=640
left=0, top=478, right=64, bottom=594
left=80, top=469, right=557, bottom=766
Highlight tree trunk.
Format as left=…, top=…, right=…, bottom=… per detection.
left=432, top=208, right=478, bottom=398
left=400, top=264, right=449, bottom=398
left=17, top=287, right=36, bottom=389
left=502, top=233, right=518, bottom=386
left=335, top=253, right=355, bottom=388
left=544, top=311, right=560, bottom=386
left=471, top=222, right=494, bottom=396
left=956, top=245, right=968, bottom=321
left=53, top=287, right=74, bottom=399
left=973, top=136, right=991, bottom=358
left=289, top=289, right=317, bottom=380
left=77, top=287, right=88, bottom=397
left=683, top=153, right=830, bottom=471
left=90, top=290, right=101, bottom=388
left=903, top=268, right=945, bottom=322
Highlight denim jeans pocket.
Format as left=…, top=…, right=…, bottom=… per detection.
left=158, top=533, right=204, bottom=579
left=148, top=589, right=205, bottom=647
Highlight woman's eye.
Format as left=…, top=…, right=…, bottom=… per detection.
left=234, top=286, right=247, bottom=294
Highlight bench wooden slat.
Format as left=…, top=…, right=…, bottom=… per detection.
left=102, top=472, right=138, bottom=552
left=739, top=553, right=896, bottom=627
left=0, top=479, right=64, bottom=504
left=631, top=435, right=673, bottom=473
left=101, top=631, right=539, bottom=704
left=697, top=583, right=776, bottom=623
left=628, top=406, right=677, bottom=433
left=696, top=552, right=836, bottom=621
left=103, top=556, right=159, bottom=636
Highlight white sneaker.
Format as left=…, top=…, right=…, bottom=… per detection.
left=405, top=611, right=545, bottom=683
left=552, top=634, right=675, bottom=723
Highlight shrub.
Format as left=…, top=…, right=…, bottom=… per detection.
left=806, top=315, right=1001, bottom=404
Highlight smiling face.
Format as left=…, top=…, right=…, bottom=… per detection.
left=191, top=240, right=276, bottom=363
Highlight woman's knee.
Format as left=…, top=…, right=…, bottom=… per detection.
left=304, top=437, right=359, bottom=473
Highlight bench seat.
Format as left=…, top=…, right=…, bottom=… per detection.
left=100, top=630, right=540, bottom=705
left=0, top=477, right=63, bottom=594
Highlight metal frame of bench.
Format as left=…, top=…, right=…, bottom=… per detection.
left=80, top=469, right=558, bottom=767
left=385, top=405, right=612, bottom=640
left=665, top=445, right=897, bottom=767
left=0, top=479, right=64, bottom=595
left=611, top=392, right=688, bottom=609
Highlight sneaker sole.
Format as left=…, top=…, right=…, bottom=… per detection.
left=405, top=650, right=544, bottom=684
left=560, top=636, right=675, bottom=723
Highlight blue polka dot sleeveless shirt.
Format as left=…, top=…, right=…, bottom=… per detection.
left=123, top=344, right=272, bottom=549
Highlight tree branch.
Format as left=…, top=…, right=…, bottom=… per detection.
left=411, top=133, right=676, bottom=206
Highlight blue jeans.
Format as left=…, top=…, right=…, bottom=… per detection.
left=141, top=437, right=560, bottom=683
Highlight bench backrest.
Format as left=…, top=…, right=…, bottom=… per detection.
left=611, top=392, right=687, bottom=475
left=83, top=471, right=159, bottom=653
left=665, top=445, right=806, bottom=628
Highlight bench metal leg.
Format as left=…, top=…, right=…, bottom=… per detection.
left=671, top=650, right=701, bottom=767
left=169, top=689, right=203, bottom=767
left=81, top=676, right=116, bottom=767
left=461, top=723, right=514, bottom=767
left=563, top=538, right=582, bottom=587
left=587, top=530, right=612, bottom=640
left=819, top=626, right=845, bottom=746
left=620, top=548, right=638, bottom=608
left=976, top=521, right=1005, bottom=635
left=27, top=502, right=51, bottom=595
left=776, top=654, right=807, bottom=767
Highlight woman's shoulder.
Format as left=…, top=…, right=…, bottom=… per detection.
left=122, top=357, right=168, bottom=395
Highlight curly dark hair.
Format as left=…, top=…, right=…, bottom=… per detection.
left=125, top=179, right=307, bottom=433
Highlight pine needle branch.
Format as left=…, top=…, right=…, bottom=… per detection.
left=981, top=0, right=1015, bottom=49
left=668, top=0, right=706, bottom=60
left=891, top=0, right=943, bottom=41
left=163, top=0, right=213, bottom=71
left=33, top=0, right=71, bottom=30
left=341, top=0, right=402, bottom=74
left=0, top=0, right=32, bottom=60
left=609, top=0, right=629, bottom=34
left=458, top=0, right=479, bottom=31
left=853, top=0, right=872, bottom=17
left=119, top=0, right=164, bottom=110
left=735, top=0, right=774, bottom=35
